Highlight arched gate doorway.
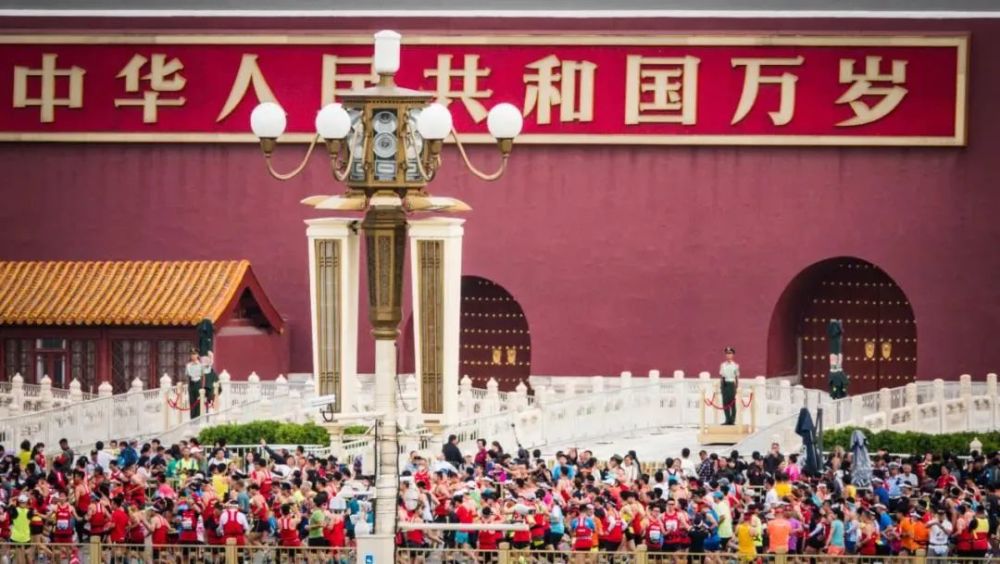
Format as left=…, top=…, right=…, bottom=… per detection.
left=459, top=276, right=531, bottom=391
left=767, top=257, right=917, bottom=395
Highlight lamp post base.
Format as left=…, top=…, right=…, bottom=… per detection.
left=356, top=533, right=396, bottom=564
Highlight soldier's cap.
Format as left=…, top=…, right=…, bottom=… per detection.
left=724, top=347, right=736, bottom=354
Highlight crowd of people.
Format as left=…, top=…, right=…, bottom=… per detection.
left=396, top=435, right=1000, bottom=561
left=0, top=437, right=369, bottom=563
left=2, top=430, right=1000, bottom=563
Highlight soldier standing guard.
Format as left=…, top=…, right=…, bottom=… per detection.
left=185, top=348, right=205, bottom=418
left=719, top=347, right=740, bottom=425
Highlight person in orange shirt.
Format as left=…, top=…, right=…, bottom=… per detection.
left=766, top=504, right=792, bottom=555
left=912, top=511, right=930, bottom=557
left=898, top=509, right=918, bottom=556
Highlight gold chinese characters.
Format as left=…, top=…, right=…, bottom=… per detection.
left=9, top=50, right=912, bottom=129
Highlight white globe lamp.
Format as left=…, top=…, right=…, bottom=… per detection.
left=487, top=103, right=523, bottom=140
left=250, top=102, right=287, bottom=139
left=416, top=103, right=453, bottom=141
left=315, top=103, right=352, bottom=140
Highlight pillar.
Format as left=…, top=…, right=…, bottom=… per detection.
left=306, top=217, right=361, bottom=418
left=408, top=217, right=464, bottom=426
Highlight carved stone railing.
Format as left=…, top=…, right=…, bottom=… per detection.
left=0, top=373, right=98, bottom=417
left=444, top=370, right=827, bottom=453
left=0, top=371, right=313, bottom=449
left=734, top=373, right=999, bottom=455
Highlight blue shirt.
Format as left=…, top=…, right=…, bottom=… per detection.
left=829, top=519, right=845, bottom=547
left=549, top=505, right=565, bottom=534
left=878, top=512, right=893, bottom=536
left=552, top=464, right=576, bottom=481
left=875, top=487, right=890, bottom=505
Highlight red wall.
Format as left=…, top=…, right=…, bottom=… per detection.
left=1, top=16, right=999, bottom=381
left=214, top=325, right=290, bottom=381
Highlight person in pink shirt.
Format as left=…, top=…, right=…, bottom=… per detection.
left=786, top=454, right=802, bottom=482
left=155, top=474, right=177, bottom=501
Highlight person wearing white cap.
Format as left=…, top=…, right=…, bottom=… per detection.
left=9, top=493, right=32, bottom=562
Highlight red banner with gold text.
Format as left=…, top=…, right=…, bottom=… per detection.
left=0, top=34, right=968, bottom=146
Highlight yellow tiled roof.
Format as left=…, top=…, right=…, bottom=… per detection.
left=0, top=260, right=251, bottom=326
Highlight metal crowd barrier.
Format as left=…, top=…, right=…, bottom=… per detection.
left=23, top=539, right=354, bottom=563
left=396, top=546, right=988, bottom=564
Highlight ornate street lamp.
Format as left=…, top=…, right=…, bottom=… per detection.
left=249, top=30, right=522, bottom=546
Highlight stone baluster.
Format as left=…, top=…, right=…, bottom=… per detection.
left=905, top=382, right=918, bottom=431
left=878, top=387, right=891, bottom=430
left=159, top=374, right=173, bottom=431
left=513, top=381, right=529, bottom=412
left=39, top=374, right=53, bottom=410
left=563, top=380, right=576, bottom=400
left=592, top=376, right=605, bottom=395
left=129, top=377, right=144, bottom=436
left=534, top=384, right=549, bottom=407
left=620, top=370, right=633, bottom=390
left=779, top=380, right=792, bottom=417
left=247, top=372, right=261, bottom=402
left=69, top=378, right=83, bottom=403
left=699, top=371, right=714, bottom=426
left=486, top=378, right=501, bottom=415
left=792, top=384, right=805, bottom=408
left=669, top=370, right=684, bottom=418
left=933, top=378, right=945, bottom=433
left=459, top=375, right=474, bottom=417
left=401, top=375, right=420, bottom=431
left=959, top=373, right=973, bottom=431
left=275, top=374, right=289, bottom=399
left=288, top=387, right=302, bottom=423
left=9, top=373, right=24, bottom=415
left=988, top=373, right=998, bottom=430
left=753, top=376, right=766, bottom=428
left=301, top=375, right=315, bottom=405
left=98, top=381, right=113, bottom=398
left=851, top=394, right=863, bottom=427
left=217, top=370, right=231, bottom=414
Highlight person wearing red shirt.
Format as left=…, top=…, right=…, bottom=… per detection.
left=323, top=504, right=347, bottom=549
left=202, top=502, right=225, bottom=548
left=71, top=470, right=91, bottom=542
left=599, top=503, right=624, bottom=551
left=276, top=503, right=302, bottom=550
left=644, top=505, right=666, bottom=552
left=936, top=467, right=958, bottom=490
left=49, top=494, right=75, bottom=562
left=148, top=505, right=172, bottom=561
left=510, top=507, right=533, bottom=550
left=87, top=492, right=112, bottom=541
left=477, top=507, right=502, bottom=552
left=454, top=495, right=476, bottom=548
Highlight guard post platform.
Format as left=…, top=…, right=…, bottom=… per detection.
left=698, top=381, right=757, bottom=445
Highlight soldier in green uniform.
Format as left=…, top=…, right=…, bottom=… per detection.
left=185, top=348, right=205, bottom=418
left=719, top=346, right=740, bottom=425
left=827, top=319, right=848, bottom=399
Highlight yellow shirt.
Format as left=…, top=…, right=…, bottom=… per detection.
left=736, top=522, right=757, bottom=555
left=775, top=481, right=792, bottom=499
left=212, top=474, right=229, bottom=498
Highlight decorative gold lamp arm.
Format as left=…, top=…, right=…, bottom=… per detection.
left=451, top=129, right=511, bottom=182
left=411, top=133, right=442, bottom=182
left=262, top=135, right=321, bottom=181
left=330, top=130, right=367, bottom=182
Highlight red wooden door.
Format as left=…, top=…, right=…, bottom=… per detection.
left=800, top=260, right=916, bottom=394
left=459, top=276, right=531, bottom=392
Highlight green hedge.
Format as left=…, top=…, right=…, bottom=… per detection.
left=822, top=427, right=1000, bottom=455
left=198, top=421, right=330, bottom=446
left=343, top=425, right=369, bottom=436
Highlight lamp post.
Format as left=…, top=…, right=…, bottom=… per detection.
left=249, top=30, right=522, bottom=552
